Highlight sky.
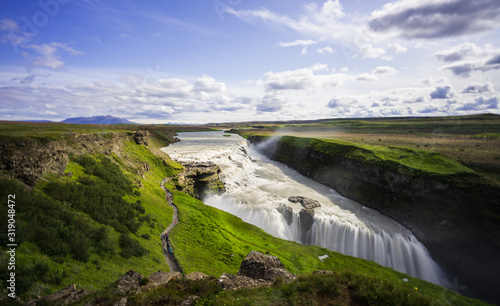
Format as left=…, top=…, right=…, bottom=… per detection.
left=0, top=0, right=500, bottom=124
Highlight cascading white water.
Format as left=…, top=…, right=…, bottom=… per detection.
left=162, top=131, right=445, bottom=285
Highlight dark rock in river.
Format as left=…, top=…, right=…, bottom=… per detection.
left=288, top=196, right=321, bottom=209
left=276, top=204, right=293, bottom=225
left=299, top=208, right=315, bottom=243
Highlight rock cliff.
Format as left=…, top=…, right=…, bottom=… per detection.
left=0, top=138, right=68, bottom=186
left=175, top=161, right=225, bottom=199
left=0, top=130, right=152, bottom=186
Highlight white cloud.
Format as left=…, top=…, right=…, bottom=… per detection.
left=0, top=19, right=20, bottom=32
left=21, top=42, right=82, bottom=70
left=277, top=39, right=317, bottom=47
left=434, top=43, right=500, bottom=77
left=356, top=73, right=378, bottom=81
left=327, top=96, right=357, bottom=108
left=430, top=85, right=455, bottom=99
left=372, top=66, right=397, bottom=75
left=418, top=76, right=448, bottom=85
left=359, top=44, right=386, bottom=59
left=257, top=94, right=285, bottom=112
left=226, top=0, right=360, bottom=45
left=388, top=42, right=407, bottom=53
left=263, top=64, right=347, bottom=91
left=369, top=0, right=500, bottom=39
left=194, top=74, right=226, bottom=93
left=457, top=96, right=499, bottom=110
left=433, top=42, right=482, bottom=62
left=317, top=46, right=334, bottom=54
left=0, top=71, right=257, bottom=122
left=462, top=82, right=495, bottom=94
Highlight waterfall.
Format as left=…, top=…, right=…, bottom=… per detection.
left=162, top=131, right=445, bottom=286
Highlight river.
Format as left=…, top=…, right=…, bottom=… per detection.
left=162, top=131, right=445, bottom=285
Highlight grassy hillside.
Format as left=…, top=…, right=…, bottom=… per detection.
left=0, top=138, right=179, bottom=298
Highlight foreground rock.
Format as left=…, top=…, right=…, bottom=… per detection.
left=219, top=251, right=296, bottom=290
left=115, top=270, right=145, bottom=294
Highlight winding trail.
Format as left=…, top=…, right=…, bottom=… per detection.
left=160, top=178, right=183, bottom=274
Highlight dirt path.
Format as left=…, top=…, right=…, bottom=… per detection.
left=160, top=178, right=183, bottom=274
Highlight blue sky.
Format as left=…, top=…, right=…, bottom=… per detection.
left=1, top=0, right=499, bottom=123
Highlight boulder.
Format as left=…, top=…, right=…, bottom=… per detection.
left=238, top=251, right=296, bottom=282
left=115, top=270, right=144, bottom=294
left=218, top=251, right=296, bottom=291
left=288, top=196, right=321, bottom=209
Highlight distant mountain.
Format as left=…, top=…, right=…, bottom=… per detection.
left=61, top=115, right=137, bottom=125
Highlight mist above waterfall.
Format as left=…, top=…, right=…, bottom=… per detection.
left=162, top=131, right=446, bottom=286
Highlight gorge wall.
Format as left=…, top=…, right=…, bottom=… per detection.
left=0, top=131, right=155, bottom=186
left=248, top=135, right=500, bottom=303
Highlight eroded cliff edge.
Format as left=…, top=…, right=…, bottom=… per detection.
left=248, top=135, right=500, bottom=302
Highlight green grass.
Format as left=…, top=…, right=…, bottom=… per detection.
left=280, top=136, right=476, bottom=178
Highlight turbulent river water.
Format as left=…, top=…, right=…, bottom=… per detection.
left=162, top=131, right=445, bottom=285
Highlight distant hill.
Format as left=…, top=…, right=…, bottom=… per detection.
left=22, top=120, right=53, bottom=123
left=61, top=115, right=137, bottom=125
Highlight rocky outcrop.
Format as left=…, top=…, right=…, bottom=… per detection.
left=134, top=130, right=150, bottom=146
left=69, top=132, right=130, bottom=155
left=0, top=138, right=68, bottom=186
left=115, top=270, right=145, bottom=294
left=28, top=283, right=91, bottom=305
left=175, top=161, right=225, bottom=199
left=219, top=251, right=296, bottom=290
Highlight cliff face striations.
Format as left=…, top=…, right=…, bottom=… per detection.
left=0, top=138, right=68, bottom=186
left=248, top=135, right=500, bottom=302
left=0, top=131, right=153, bottom=186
